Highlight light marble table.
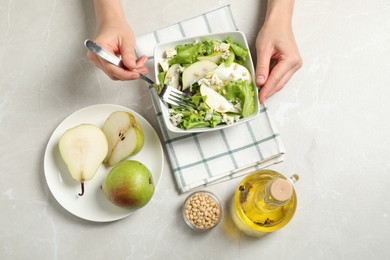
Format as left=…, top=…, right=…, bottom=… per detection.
left=1, top=0, right=390, bottom=259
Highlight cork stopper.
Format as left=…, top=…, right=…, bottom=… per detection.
left=270, top=178, right=293, bottom=202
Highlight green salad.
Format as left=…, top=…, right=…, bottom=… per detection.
left=156, top=36, right=257, bottom=130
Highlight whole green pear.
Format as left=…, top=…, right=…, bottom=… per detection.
left=102, top=160, right=154, bottom=210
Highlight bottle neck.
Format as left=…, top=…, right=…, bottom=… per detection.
left=263, top=178, right=293, bottom=206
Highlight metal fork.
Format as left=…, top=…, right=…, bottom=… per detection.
left=84, top=39, right=197, bottom=110
left=136, top=73, right=197, bottom=110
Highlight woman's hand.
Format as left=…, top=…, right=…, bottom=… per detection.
left=255, top=0, right=302, bottom=104
left=87, top=0, right=148, bottom=80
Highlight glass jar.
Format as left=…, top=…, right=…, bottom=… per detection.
left=230, top=169, right=299, bottom=237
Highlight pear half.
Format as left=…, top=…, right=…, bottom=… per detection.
left=102, top=111, right=144, bottom=166
left=58, top=124, right=108, bottom=196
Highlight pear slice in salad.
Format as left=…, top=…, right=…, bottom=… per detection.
left=164, top=64, right=181, bottom=89
left=197, top=53, right=223, bottom=63
left=182, top=60, right=218, bottom=90
left=200, top=84, right=238, bottom=113
left=213, top=62, right=252, bottom=83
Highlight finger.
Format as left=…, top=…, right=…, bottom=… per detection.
left=96, top=61, right=120, bottom=81
left=88, top=48, right=147, bottom=80
left=136, top=55, right=148, bottom=67
left=264, top=59, right=292, bottom=89
left=87, top=51, right=115, bottom=78
left=98, top=59, right=139, bottom=80
left=255, top=45, right=273, bottom=86
left=87, top=50, right=103, bottom=69
left=258, top=71, right=288, bottom=104
left=258, top=87, right=268, bottom=104
left=108, top=75, right=120, bottom=81
left=135, top=56, right=149, bottom=74
left=259, top=61, right=301, bottom=103
left=120, top=37, right=137, bottom=70
left=261, top=69, right=294, bottom=102
left=135, top=66, right=148, bottom=75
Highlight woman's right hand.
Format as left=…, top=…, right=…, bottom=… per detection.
left=87, top=0, right=148, bottom=80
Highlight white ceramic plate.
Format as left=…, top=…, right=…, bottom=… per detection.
left=153, top=31, right=260, bottom=133
left=44, top=104, right=164, bottom=222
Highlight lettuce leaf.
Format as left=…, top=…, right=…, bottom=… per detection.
left=222, top=79, right=256, bottom=117
left=226, top=36, right=248, bottom=64
left=169, top=105, right=223, bottom=129
left=169, top=42, right=203, bottom=65
left=158, top=71, right=166, bottom=84
left=164, top=36, right=255, bottom=129
left=224, top=51, right=235, bottom=67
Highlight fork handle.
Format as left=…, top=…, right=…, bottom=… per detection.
left=134, top=70, right=156, bottom=86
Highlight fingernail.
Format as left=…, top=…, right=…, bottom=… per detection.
left=257, top=75, right=265, bottom=85
left=141, top=56, right=148, bottom=63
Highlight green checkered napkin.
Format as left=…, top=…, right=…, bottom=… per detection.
left=135, top=5, right=285, bottom=193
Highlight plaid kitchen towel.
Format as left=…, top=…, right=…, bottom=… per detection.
left=135, top=5, right=285, bottom=193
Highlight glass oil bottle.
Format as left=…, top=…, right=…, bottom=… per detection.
left=230, top=169, right=299, bottom=237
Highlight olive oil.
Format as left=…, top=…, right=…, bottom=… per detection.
left=231, top=170, right=298, bottom=237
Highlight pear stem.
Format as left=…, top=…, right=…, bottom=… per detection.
left=79, top=181, right=85, bottom=196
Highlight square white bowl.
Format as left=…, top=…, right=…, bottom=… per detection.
left=153, top=31, right=260, bottom=134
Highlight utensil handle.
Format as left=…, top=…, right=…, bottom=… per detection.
left=134, top=71, right=156, bottom=86
left=84, top=39, right=121, bottom=67
left=85, top=39, right=157, bottom=86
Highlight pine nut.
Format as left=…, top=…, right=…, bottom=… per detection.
left=183, top=191, right=222, bottom=230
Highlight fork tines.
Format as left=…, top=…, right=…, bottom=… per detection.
left=160, top=85, right=197, bottom=110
